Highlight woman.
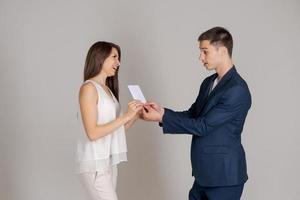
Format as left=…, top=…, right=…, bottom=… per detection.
left=76, top=41, right=143, bottom=200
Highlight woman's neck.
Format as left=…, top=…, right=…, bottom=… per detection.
left=91, top=73, right=107, bottom=86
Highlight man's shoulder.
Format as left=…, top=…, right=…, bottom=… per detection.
left=231, top=71, right=249, bottom=90
left=224, top=74, right=251, bottom=101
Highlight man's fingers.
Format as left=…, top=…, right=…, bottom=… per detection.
left=144, top=106, right=157, bottom=113
left=143, top=105, right=152, bottom=110
left=143, top=107, right=149, bottom=113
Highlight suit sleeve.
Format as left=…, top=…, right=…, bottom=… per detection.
left=161, top=86, right=251, bottom=136
left=159, top=98, right=196, bottom=127
left=159, top=79, right=208, bottom=127
left=167, top=101, right=196, bottom=118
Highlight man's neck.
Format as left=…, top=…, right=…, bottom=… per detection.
left=215, top=59, right=233, bottom=80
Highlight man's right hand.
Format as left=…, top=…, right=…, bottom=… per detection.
left=142, top=102, right=164, bottom=122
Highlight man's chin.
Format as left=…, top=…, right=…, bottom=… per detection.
left=205, top=66, right=213, bottom=71
left=206, top=65, right=216, bottom=71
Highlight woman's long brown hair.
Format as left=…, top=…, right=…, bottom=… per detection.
left=83, top=41, right=121, bottom=101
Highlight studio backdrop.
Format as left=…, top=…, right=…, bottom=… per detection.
left=0, top=0, right=300, bottom=199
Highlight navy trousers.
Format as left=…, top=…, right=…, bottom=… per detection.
left=189, top=181, right=244, bottom=200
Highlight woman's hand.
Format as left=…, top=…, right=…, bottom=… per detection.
left=124, top=100, right=144, bottom=121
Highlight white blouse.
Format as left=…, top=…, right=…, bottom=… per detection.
left=75, top=80, right=127, bottom=174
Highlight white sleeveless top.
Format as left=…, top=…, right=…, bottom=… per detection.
left=75, top=80, right=127, bottom=174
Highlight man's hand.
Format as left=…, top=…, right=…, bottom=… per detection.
left=142, top=102, right=164, bottom=122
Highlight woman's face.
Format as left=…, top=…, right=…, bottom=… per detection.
left=101, top=47, right=120, bottom=77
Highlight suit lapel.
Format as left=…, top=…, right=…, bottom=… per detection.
left=195, top=74, right=217, bottom=116
left=197, top=66, right=237, bottom=116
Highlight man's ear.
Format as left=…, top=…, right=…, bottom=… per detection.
left=219, top=46, right=228, bottom=56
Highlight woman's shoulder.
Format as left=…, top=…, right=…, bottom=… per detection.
left=79, top=81, right=98, bottom=99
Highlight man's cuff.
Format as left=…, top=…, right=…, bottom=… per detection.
left=158, top=107, right=171, bottom=127
left=158, top=107, right=167, bottom=127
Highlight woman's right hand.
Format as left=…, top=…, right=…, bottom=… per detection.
left=125, top=100, right=144, bottom=120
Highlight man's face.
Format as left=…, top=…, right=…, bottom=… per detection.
left=199, top=40, right=222, bottom=71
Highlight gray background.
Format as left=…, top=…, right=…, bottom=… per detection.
left=1, top=0, right=300, bottom=199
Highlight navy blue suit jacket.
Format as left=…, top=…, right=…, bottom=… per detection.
left=161, top=66, right=251, bottom=187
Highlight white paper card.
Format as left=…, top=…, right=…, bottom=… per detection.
left=128, top=85, right=146, bottom=103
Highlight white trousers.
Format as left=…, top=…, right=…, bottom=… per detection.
left=79, top=166, right=118, bottom=200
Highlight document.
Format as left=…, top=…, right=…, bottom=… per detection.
left=128, top=85, right=146, bottom=103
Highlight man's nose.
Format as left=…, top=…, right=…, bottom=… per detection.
left=199, top=53, right=204, bottom=62
left=199, top=52, right=204, bottom=60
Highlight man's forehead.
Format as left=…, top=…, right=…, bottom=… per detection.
left=199, top=40, right=211, bottom=49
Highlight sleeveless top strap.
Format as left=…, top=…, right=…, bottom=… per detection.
left=84, top=80, right=104, bottom=97
left=84, top=80, right=117, bottom=103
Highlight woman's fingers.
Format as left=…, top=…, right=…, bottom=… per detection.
left=128, top=101, right=144, bottom=112
left=128, top=100, right=143, bottom=106
left=136, top=104, right=143, bottom=111
left=129, top=101, right=144, bottom=108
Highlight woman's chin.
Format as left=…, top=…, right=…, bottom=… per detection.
left=108, top=72, right=116, bottom=77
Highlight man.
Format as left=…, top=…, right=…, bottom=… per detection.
left=142, top=27, right=251, bottom=200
